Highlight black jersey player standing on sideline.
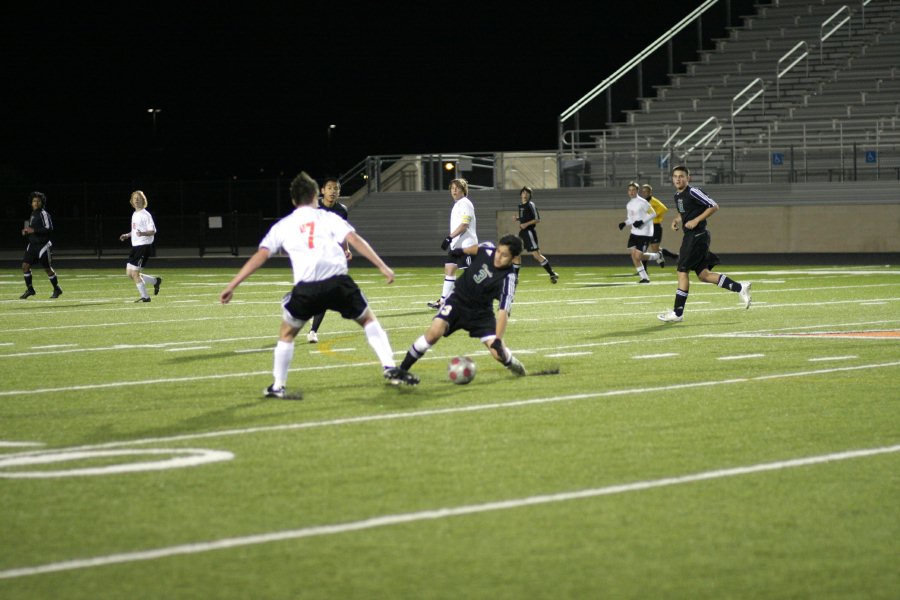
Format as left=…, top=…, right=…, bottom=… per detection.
left=513, top=186, right=558, bottom=283
left=220, top=171, right=418, bottom=400
left=20, top=191, right=63, bottom=299
left=307, top=177, right=352, bottom=344
left=658, top=166, right=752, bottom=323
left=399, top=235, right=527, bottom=379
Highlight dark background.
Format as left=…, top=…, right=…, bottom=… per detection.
left=1, top=1, right=758, bottom=187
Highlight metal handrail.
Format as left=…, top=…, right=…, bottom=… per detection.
left=557, top=0, right=721, bottom=153
left=820, top=6, right=851, bottom=63
left=776, top=41, right=809, bottom=98
left=673, top=116, right=720, bottom=160
left=730, top=78, right=766, bottom=174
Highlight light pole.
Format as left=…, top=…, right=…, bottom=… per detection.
left=147, top=108, right=162, bottom=136
left=327, top=124, right=337, bottom=174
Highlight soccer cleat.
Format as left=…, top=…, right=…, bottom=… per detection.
left=739, top=282, right=752, bottom=309
left=661, top=248, right=679, bottom=260
left=659, top=260, right=665, bottom=268
left=307, top=330, right=319, bottom=343
left=506, top=356, right=527, bottom=377
left=263, top=384, right=303, bottom=400
left=50, top=288, right=63, bottom=299
left=657, top=310, right=683, bottom=323
left=20, top=288, right=36, bottom=299
left=550, top=272, right=559, bottom=284
left=135, top=297, right=151, bottom=303
left=426, top=299, right=443, bottom=310
left=153, top=277, right=163, bottom=296
left=383, top=367, right=420, bottom=386
left=638, top=279, right=650, bottom=284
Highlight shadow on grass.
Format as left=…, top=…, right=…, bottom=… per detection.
left=380, top=309, right=439, bottom=320
left=162, top=350, right=265, bottom=364
left=80, top=399, right=296, bottom=444
left=592, top=323, right=673, bottom=338
left=11, top=301, right=115, bottom=310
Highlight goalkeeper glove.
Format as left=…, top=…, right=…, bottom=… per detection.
left=440, top=236, right=453, bottom=251
left=633, top=220, right=644, bottom=228
left=618, top=222, right=626, bottom=231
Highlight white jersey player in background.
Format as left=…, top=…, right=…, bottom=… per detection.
left=618, top=181, right=658, bottom=284
left=119, top=190, right=162, bottom=302
left=427, top=177, right=478, bottom=309
left=220, top=171, right=418, bottom=399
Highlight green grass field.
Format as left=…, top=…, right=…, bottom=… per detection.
left=1, top=263, right=898, bottom=599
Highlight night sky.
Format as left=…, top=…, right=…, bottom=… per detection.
left=2, top=2, right=756, bottom=185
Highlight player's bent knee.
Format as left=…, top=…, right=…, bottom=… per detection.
left=281, top=308, right=306, bottom=330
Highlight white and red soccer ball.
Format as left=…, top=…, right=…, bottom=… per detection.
left=447, top=356, right=476, bottom=384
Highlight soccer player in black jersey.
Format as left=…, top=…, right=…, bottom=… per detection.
left=514, top=186, right=558, bottom=283
left=658, top=166, right=752, bottom=323
left=20, top=192, right=63, bottom=299
left=307, top=177, right=352, bottom=343
left=399, top=235, right=527, bottom=378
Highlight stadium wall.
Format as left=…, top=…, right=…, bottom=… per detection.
left=351, top=181, right=900, bottom=257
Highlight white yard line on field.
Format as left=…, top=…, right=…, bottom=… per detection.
left=717, top=354, right=766, bottom=361
left=2, top=362, right=898, bottom=452
left=1, top=443, right=897, bottom=580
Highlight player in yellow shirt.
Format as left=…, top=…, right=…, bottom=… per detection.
left=640, top=183, right=678, bottom=268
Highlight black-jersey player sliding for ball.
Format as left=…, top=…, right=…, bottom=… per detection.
left=399, top=234, right=527, bottom=379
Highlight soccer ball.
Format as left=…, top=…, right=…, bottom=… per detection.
left=448, top=356, right=476, bottom=385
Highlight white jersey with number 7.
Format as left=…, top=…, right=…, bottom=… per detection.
left=259, top=205, right=355, bottom=283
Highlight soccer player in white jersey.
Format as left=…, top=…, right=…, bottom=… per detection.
left=220, top=171, right=418, bottom=399
left=428, top=178, right=478, bottom=309
left=118, top=191, right=162, bottom=302
left=617, top=181, right=660, bottom=284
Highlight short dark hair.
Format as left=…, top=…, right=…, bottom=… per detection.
left=520, top=186, right=533, bottom=199
left=30, top=191, right=47, bottom=208
left=321, top=177, right=340, bottom=189
left=671, top=165, right=690, bottom=176
left=290, top=172, right=319, bottom=206
left=498, top=234, right=523, bottom=257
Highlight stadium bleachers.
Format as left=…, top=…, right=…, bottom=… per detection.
left=571, top=0, right=900, bottom=185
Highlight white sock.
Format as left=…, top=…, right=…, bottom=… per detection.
left=642, top=252, right=662, bottom=262
left=637, top=266, right=648, bottom=280
left=141, top=274, right=158, bottom=286
left=411, top=335, right=432, bottom=358
left=364, top=320, right=395, bottom=368
left=441, top=276, right=456, bottom=301
left=136, top=281, right=148, bottom=298
left=272, top=340, right=294, bottom=388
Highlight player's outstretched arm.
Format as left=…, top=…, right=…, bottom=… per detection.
left=345, top=232, right=394, bottom=284
left=220, top=247, right=271, bottom=304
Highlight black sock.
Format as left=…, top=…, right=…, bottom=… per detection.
left=400, top=352, right=418, bottom=371
left=674, top=288, right=688, bottom=316
left=541, top=261, right=554, bottom=275
left=24, top=272, right=33, bottom=289
left=717, top=275, right=740, bottom=292
left=310, top=312, right=325, bottom=332
left=641, top=260, right=648, bottom=271
left=49, top=275, right=59, bottom=289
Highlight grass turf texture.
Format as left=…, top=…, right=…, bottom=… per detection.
left=1, top=264, right=898, bottom=599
